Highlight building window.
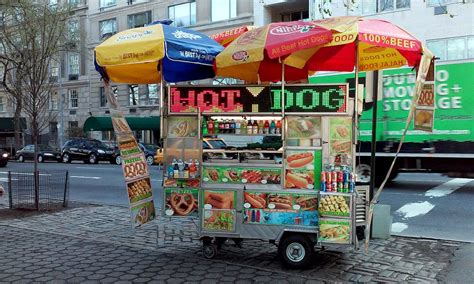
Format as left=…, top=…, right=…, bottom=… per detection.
left=281, top=10, right=309, bottom=22
left=349, top=0, right=410, bottom=15
left=50, top=91, right=59, bottom=110
left=99, top=86, right=117, bottom=108
left=145, top=84, right=159, bottom=105
left=49, top=0, right=58, bottom=6
left=169, top=2, right=196, bottom=27
left=68, top=121, right=78, bottom=129
left=378, top=0, right=410, bottom=12
left=68, top=0, right=79, bottom=8
left=128, top=11, right=152, bottom=28
left=129, top=85, right=139, bottom=106
left=99, top=19, right=117, bottom=40
left=68, top=89, right=78, bottom=108
left=0, top=96, right=5, bottom=112
left=211, top=0, right=236, bottom=22
left=68, top=53, right=79, bottom=79
left=50, top=59, right=59, bottom=80
left=426, top=0, right=466, bottom=6
left=427, top=36, right=474, bottom=61
left=68, top=19, right=79, bottom=42
left=100, top=0, right=116, bottom=9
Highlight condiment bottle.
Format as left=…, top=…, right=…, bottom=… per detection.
left=202, top=118, right=208, bottom=135
left=183, top=162, right=189, bottom=178
left=173, top=161, right=179, bottom=178
left=224, top=120, right=230, bottom=133
left=218, top=119, right=225, bottom=133
left=194, top=159, right=200, bottom=177
left=230, top=119, right=235, bottom=134
left=240, top=119, right=247, bottom=134
left=257, top=120, right=264, bottom=134
left=189, top=159, right=196, bottom=178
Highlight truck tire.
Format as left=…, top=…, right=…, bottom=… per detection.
left=278, top=234, right=314, bottom=269
left=356, top=162, right=399, bottom=186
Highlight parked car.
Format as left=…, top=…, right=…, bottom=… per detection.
left=114, top=143, right=162, bottom=166
left=61, top=138, right=117, bottom=164
left=16, top=144, right=61, bottom=163
left=0, top=149, right=9, bottom=167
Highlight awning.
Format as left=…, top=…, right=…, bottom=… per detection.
left=0, top=117, right=27, bottom=133
left=83, top=116, right=160, bottom=132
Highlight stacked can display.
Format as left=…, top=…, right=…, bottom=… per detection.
left=320, top=168, right=354, bottom=193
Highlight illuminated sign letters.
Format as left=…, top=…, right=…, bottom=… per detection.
left=169, top=84, right=347, bottom=114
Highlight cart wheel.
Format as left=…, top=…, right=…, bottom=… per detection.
left=278, top=234, right=314, bottom=269
left=202, top=243, right=218, bottom=259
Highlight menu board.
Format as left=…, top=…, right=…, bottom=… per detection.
left=328, top=117, right=352, bottom=167
left=284, top=149, right=322, bottom=190
left=202, top=166, right=281, bottom=185
left=319, top=218, right=352, bottom=244
left=169, top=84, right=348, bottom=114
left=319, top=193, right=351, bottom=218
left=243, top=191, right=318, bottom=226
left=164, top=188, right=199, bottom=217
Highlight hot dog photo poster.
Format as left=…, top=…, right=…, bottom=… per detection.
left=164, top=188, right=199, bottom=217
left=243, top=192, right=318, bottom=226
left=329, top=117, right=353, bottom=166
left=285, top=150, right=322, bottom=190
left=202, top=190, right=237, bottom=232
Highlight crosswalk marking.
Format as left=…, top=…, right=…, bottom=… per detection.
left=424, top=178, right=472, bottom=198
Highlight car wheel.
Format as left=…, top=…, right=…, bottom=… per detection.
left=278, top=234, right=314, bottom=269
left=0, top=161, right=7, bottom=167
left=62, top=153, right=71, bottom=163
left=89, top=153, right=98, bottom=164
left=146, top=155, right=154, bottom=166
left=114, top=156, right=122, bottom=165
left=18, top=155, right=25, bottom=162
left=37, top=155, right=44, bottom=163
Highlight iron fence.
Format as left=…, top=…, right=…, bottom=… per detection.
left=8, top=171, right=69, bottom=210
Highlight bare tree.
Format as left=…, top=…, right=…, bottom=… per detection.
left=0, top=1, right=70, bottom=176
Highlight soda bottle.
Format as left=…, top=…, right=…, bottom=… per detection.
left=167, top=165, right=174, bottom=178
left=218, top=120, right=225, bottom=133
left=214, top=119, right=219, bottom=134
left=194, top=159, right=200, bottom=177
left=256, top=210, right=261, bottom=223
left=189, top=159, right=196, bottom=178
left=332, top=171, right=338, bottom=192
left=270, top=120, right=276, bottom=134
left=276, top=120, right=282, bottom=134
left=235, top=120, right=241, bottom=134
left=183, top=162, right=190, bottom=178
left=258, top=120, right=264, bottom=134
left=230, top=119, right=236, bottom=134
left=202, top=118, right=208, bottom=135
left=247, top=120, right=253, bottom=135
left=207, top=119, right=214, bottom=134
left=240, top=120, right=247, bottom=134
left=337, top=171, right=343, bottom=192
left=253, top=120, right=259, bottom=135
left=326, top=171, right=332, bottom=191
left=173, top=161, right=179, bottom=178
left=224, top=120, right=230, bottom=133
left=264, top=120, right=270, bottom=134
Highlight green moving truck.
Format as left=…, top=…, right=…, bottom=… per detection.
left=309, top=61, right=474, bottom=183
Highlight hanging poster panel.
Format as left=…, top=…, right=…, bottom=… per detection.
left=328, top=117, right=353, bottom=167
left=284, top=149, right=322, bottom=190
left=105, top=84, right=155, bottom=228
left=414, top=56, right=436, bottom=132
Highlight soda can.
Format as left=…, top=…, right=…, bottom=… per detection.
left=326, top=180, right=332, bottom=192
left=337, top=182, right=343, bottom=192
left=321, top=171, right=326, bottom=182
left=326, top=171, right=332, bottom=183
left=349, top=172, right=355, bottom=192
left=320, top=181, right=327, bottom=192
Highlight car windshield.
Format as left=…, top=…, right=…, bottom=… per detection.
left=143, top=144, right=159, bottom=151
left=207, top=140, right=227, bottom=149
left=91, top=141, right=108, bottom=148
left=38, top=145, right=54, bottom=151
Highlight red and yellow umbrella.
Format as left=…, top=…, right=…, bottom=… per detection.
left=284, top=16, right=423, bottom=72
left=210, top=26, right=256, bottom=47
left=215, top=21, right=333, bottom=83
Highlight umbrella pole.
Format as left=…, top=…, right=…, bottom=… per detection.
left=159, top=72, right=164, bottom=145
left=281, top=59, right=286, bottom=189
left=369, top=71, right=379, bottom=206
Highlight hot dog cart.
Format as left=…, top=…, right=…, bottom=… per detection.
left=161, top=83, right=367, bottom=268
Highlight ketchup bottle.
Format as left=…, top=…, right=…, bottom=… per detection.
left=276, top=120, right=282, bottom=134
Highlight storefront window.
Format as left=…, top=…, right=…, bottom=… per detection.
left=378, top=0, right=410, bottom=12
left=211, top=0, right=236, bottom=22
left=168, top=2, right=196, bottom=27
left=99, top=19, right=117, bottom=40
left=281, top=10, right=309, bottom=22
left=128, top=11, right=152, bottom=28
left=146, top=84, right=159, bottom=105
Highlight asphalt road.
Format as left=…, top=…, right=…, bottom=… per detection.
left=2, top=161, right=473, bottom=242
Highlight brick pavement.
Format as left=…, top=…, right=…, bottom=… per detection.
left=0, top=204, right=463, bottom=283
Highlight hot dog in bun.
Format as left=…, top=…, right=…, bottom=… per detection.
left=287, top=152, right=313, bottom=168
left=244, top=192, right=266, bottom=209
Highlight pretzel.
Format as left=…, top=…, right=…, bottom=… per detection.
left=169, top=193, right=195, bottom=216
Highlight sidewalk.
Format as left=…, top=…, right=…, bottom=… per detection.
left=0, top=200, right=465, bottom=283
